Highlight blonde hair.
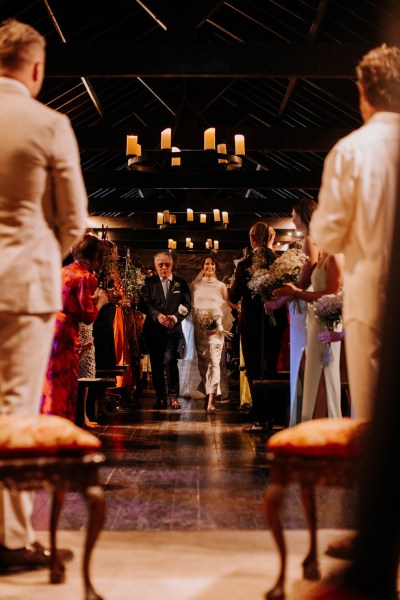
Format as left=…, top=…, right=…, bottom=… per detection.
left=356, top=44, right=400, bottom=112
left=0, top=19, right=45, bottom=70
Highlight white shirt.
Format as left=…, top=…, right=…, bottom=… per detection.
left=311, top=111, right=400, bottom=330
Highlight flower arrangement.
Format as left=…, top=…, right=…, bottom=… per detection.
left=197, top=309, right=232, bottom=338
left=313, top=292, right=343, bottom=330
left=313, top=291, right=343, bottom=366
left=123, top=262, right=146, bottom=304
left=248, top=247, right=308, bottom=301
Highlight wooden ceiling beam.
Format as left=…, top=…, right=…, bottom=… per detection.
left=83, top=169, right=321, bottom=189
left=46, top=42, right=369, bottom=78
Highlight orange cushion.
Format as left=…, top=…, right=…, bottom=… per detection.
left=0, top=414, right=101, bottom=458
left=267, top=418, right=369, bottom=458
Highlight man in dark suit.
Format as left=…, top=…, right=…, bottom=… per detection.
left=229, top=222, right=288, bottom=425
left=141, top=252, right=191, bottom=409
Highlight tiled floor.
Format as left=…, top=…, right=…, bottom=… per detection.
left=33, top=388, right=357, bottom=533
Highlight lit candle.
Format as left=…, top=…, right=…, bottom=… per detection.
left=207, top=238, right=212, bottom=247
left=169, top=214, right=176, bottom=224
left=204, top=127, right=216, bottom=150
left=163, top=210, right=170, bottom=223
left=214, top=240, right=219, bottom=250
left=172, top=240, right=177, bottom=249
left=189, top=242, right=194, bottom=249
left=205, top=241, right=210, bottom=249
left=136, top=143, right=142, bottom=157
left=171, top=146, right=181, bottom=166
left=126, top=135, right=138, bottom=155
left=234, top=134, right=245, bottom=155
left=200, top=213, right=207, bottom=223
left=157, top=212, right=163, bottom=225
left=186, top=237, right=191, bottom=248
left=168, top=238, right=174, bottom=249
left=161, top=128, right=171, bottom=149
left=222, top=211, right=229, bottom=224
left=187, top=208, right=194, bottom=221
left=213, top=209, right=221, bottom=222
left=217, top=143, right=227, bottom=164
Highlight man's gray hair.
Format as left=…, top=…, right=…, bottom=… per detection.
left=0, top=19, right=45, bottom=70
left=154, top=251, right=173, bottom=265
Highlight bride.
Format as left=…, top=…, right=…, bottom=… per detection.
left=189, top=255, right=233, bottom=412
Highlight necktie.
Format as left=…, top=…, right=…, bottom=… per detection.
left=162, top=278, right=169, bottom=298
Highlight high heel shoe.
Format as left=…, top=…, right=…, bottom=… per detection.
left=206, top=405, right=216, bottom=413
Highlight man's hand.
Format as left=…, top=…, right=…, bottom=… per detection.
left=157, top=314, right=177, bottom=328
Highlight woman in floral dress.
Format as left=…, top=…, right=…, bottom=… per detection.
left=41, top=234, right=108, bottom=421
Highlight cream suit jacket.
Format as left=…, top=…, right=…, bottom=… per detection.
left=0, top=77, right=88, bottom=314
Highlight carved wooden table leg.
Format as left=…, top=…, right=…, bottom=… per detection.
left=300, top=481, right=321, bottom=581
left=82, top=483, right=106, bottom=600
left=49, top=486, right=66, bottom=584
left=264, top=481, right=287, bottom=600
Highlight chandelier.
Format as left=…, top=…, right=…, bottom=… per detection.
left=157, top=208, right=229, bottom=227
left=126, top=128, right=245, bottom=173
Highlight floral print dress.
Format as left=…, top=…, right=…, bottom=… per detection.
left=41, top=261, right=99, bottom=421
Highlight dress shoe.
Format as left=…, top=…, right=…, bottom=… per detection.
left=169, top=397, right=181, bottom=409
left=0, top=541, right=73, bottom=573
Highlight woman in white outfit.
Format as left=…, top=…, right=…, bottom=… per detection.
left=190, top=255, right=233, bottom=412
left=265, top=198, right=319, bottom=425
left=274, top=252, right=344, bottom=422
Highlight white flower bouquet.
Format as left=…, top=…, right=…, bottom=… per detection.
left=197, top=309, right=233, bottom=338
left=313, top=292, right=343, bottom=365
left=248, top=248, right=308, bottom=301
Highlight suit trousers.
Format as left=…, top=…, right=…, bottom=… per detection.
left=149, top=334, right=180, bottom=401
left=344, top=319, right=381, bottom=419
left=0, top=312, right=55, bottom=548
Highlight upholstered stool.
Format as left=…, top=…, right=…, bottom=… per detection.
left=264, top=417, right=369, bottom=600
left=0, top=414, right=106, bottom=600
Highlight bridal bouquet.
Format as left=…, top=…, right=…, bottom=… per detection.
left=197, top=309, right=233, bottom=338
left=313, top=292, right=343, bottom=366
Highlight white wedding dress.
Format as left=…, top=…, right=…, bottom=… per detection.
left=180, top=274, right=233, bottom=398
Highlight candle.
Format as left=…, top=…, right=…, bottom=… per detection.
left=204, top=127, right=216, bottom=150
left=186, top=237, right=191, bottom=248
left=235, top=134, right=245, bottom=155
left=136, top=143, right=142, bottom=157
left=161, top=128, right=171, bottom=149
left=214, top=240, right=219, bottom=250
left=168, top=238, right=174, bottom=249
left=163, top=210, right=170, bottom=223
left=172, top=240, right=177, bottom=249
left=213, top=209, right=221, bottom=222
left=157, top=212, right=163, bottom=225
left=200, top=213, right=207, bottom=223
left=222, top=211, right=229, bottom=224
left=187, top=208, right=194, bottom=221
left=169, top=214, right=176, bottom=224
left=126, top=135, right=138, bottom=156
left=189, top=242, right=194, bottom=249
left=207, top=238, right=212, bottom=247
left=205, top=241, right=210, bottom=249
left=217, top=143, right=227, bottom=164
left=171, top=146, right=181, bottom=166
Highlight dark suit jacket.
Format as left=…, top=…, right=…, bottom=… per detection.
left=141, top=275, right=191, bottom=344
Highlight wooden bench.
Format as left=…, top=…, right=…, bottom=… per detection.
left=0, top=415, right=106, bottom=600
left=264, top=417, right=369, bottom=600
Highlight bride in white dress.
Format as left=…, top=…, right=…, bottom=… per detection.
left=189, top=255, right=233, bottom=412
left=265, top=198, right=319, bottom=425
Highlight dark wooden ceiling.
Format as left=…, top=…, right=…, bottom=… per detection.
left=2, top=0, right=400, bottom=251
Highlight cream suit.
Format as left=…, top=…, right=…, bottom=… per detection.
left=0, top=77, right=87, bottom=548
left=311, top=112, right=400, bottom=419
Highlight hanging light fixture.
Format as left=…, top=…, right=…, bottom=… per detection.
left=126, top=127, right=245, bottom=173
left=156, top=209, right=229, bottom=228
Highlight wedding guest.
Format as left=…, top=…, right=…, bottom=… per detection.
left=228, top=222, right=288, bottom=426
left=274, top=252, right=344, bottom=421
left=189, top=255, right=233, bottom=412
left=265, top=198, right=319, bottom=425
left=78, top=322, right=98, bottom=428
left=41, top=234, right=108, bottom=421
left=140, top=252, right=191, bottom=409
left=0, top=19, right=87, bottom=568
left=310, top=44, right=400, bottom=420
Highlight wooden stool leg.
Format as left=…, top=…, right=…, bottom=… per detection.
left=82, top=484, right=106, bottom=600
left=300, top=482, right=321, bottom=581
left=50, top=486, right=66, bottom=584
left=264, top=481, right=287, bottom=600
